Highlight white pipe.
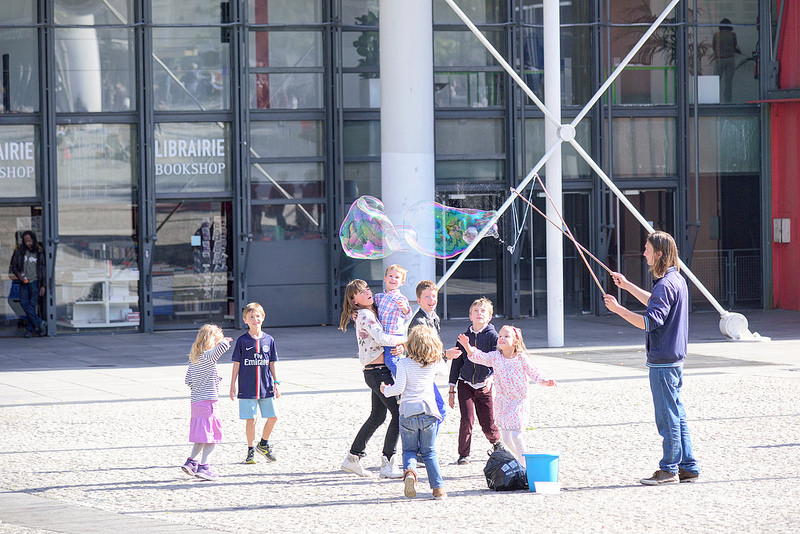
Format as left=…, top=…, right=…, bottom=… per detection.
left=380, top=0, right=436, bottom=292
left=544, top=0, right=564, bottom=347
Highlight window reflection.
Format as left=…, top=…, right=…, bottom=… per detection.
left=249, top=0, right=322, bottom=24
left=250, top=162, right=324, bottom=200
left=251, top=202, right=324, bottom=242
left=153, top=28, right=229, bottom=111
left=153, top=201, right=233, bottom=327
left=609, top=117, right=676, bottom=177
left=0, top=29, right=39, bottom=113
left=249, top=73, right=322, bottom=109
left=249, top=121, right=323, bottom=157
left=54, top=27, right=135, bottom=113
left=55, top=123, right=138, bottom=331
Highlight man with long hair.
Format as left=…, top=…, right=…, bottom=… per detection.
left=603, top=231, right=700, bottom=485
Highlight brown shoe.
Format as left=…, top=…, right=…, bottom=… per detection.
left=678, top=468, right=699, bottom=483
left=403, top=469, right=417, bottom=498
left=432, top=487, right=448, bottom=500
left=640, top=470, right=679, bottom=485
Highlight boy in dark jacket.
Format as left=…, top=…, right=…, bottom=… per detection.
left=448, top=297, right=502, bottom=464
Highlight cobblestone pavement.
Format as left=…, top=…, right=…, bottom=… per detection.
left=1, top=310, right=798, bottom=533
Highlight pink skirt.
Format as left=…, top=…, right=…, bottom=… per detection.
left=189, top=400, right=223, bottom=443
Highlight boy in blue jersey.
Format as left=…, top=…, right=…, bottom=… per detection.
left=229, top=302, right=280, bottom=464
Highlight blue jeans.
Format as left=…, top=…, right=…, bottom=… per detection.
left=649, top=366, right=699, bottom=475
left=400, top=413, right=443, bottom=489
left=19, top=280, right=43, bottom=333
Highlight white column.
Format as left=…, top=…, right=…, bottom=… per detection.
left=379, top=0, right=436, bottom=297
left=544, top=0, right=564, bottom=347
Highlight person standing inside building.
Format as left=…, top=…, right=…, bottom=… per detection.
left=712, top=18, right=741, bottom=103
left=9, top=230, right=46, bottom=338
left=603, top=231, right=701, bottom=485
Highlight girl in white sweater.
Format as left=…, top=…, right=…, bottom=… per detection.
left=339, top=279, right=406, bottom=478
left=382, top=325, right=448, bottom=500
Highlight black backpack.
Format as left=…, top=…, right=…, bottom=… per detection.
left=484, top=448, right=528, bottom=491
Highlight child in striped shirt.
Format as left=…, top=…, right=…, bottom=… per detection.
left=182, top=324, right=232, bottom=481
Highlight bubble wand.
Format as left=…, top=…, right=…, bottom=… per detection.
left=510, top=178, right=606, bottom=294
left=510, top=187, right=613, bottom=278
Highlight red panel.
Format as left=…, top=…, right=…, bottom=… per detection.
left=777, top=0, right=800, bottom=89
left=771, top=102, right=800, bottom=310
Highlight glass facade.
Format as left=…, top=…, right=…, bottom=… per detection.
left=0, top=0, right=771, bottom=336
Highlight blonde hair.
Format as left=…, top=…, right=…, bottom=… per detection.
left=470, top=297, right=494, bottom=317
left=339, top=279, right=377, bottom=332
left=415, top=280, right=437, bottom=299
left=242, top=302, right=265, bottom=322
left=385, top=264, right=407, bottom=283
left=406, top=325, right=443, bottom=367
left=189, top=324, right=222, bottom=363
left=647, top=231, right=680, bottom=279
left=500, top=325, right=527, bottom=355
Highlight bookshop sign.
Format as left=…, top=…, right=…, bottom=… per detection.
left=0, top=126, right=37, bottom=198
left=154, top=123, right=230, bottom=193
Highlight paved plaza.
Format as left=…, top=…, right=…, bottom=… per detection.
left=0, top=310, right=798, bottom=533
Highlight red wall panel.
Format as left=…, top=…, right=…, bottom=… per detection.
left=771, top=102, right=800, bottom=310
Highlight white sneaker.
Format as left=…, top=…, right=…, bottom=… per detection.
left=379, top=454, right=403, bottom=479
left=342, top=453, right=372, bottom=477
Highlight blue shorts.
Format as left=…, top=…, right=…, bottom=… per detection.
left=238, top=397, right=277, bottom=420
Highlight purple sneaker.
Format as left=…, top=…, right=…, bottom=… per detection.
left=181, top=457, right=198, bottom=476
left=195, top=463, right=218, bottom=481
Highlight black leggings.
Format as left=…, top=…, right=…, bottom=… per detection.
left=350, top=365, right=399, bottom=459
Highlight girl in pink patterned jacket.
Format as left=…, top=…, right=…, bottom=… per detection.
left=458, top=325, right=556, bottom=461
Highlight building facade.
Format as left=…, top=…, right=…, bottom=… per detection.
left=0, top=0, right=794, bottom=335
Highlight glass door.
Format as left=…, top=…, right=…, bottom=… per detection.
left=436, top=191, right=504, bottom=319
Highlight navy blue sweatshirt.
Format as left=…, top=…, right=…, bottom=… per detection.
left=448, top=323, right=497, bottom=387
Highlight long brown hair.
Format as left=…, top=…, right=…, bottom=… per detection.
left=406, top=325, right=443, bottom=367
left=339, top=279, right=378, bottom=332
left=647, top=231, right=680, bottom=279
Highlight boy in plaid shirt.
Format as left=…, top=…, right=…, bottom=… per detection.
left=374, top=264, right=412, bottom=376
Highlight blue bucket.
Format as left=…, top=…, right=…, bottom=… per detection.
left=523, top=453, right=560, bottom=492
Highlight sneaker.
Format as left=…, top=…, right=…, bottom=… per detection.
left=432, top=487, right=448, bottom=500
left=679, top=468, right=699, bottom=483
left=342, top=453, right=373, bottom=477
left=243, top=448, right=256, bottom=464
left=415, top=454, right=426, bottom=468
left=23, top=331, right=32, bottom=338
left=640, top=470, right=679, bottom=485
left=256, top=443, right=276, bottom=462
left=195, top=463, right=218, bottom=481
left=181, top=457, right=198, bottom=476
left=403, top=469, right=417, bottom=498
left=457, top=455, right=470, bottom=465
left=379, top=454, right=403, bottom=479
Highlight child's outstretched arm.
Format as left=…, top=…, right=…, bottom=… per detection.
left=457, top=333, right=492, bottom=366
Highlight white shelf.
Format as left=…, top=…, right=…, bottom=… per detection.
left=62, top=268, right=140, bottom=328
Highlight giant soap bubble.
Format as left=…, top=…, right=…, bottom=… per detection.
left=403, top=201, right=499, bottom=258
left=339, top=196, right=405, bottom=259
left=340, top=196, right=499, bottom=259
